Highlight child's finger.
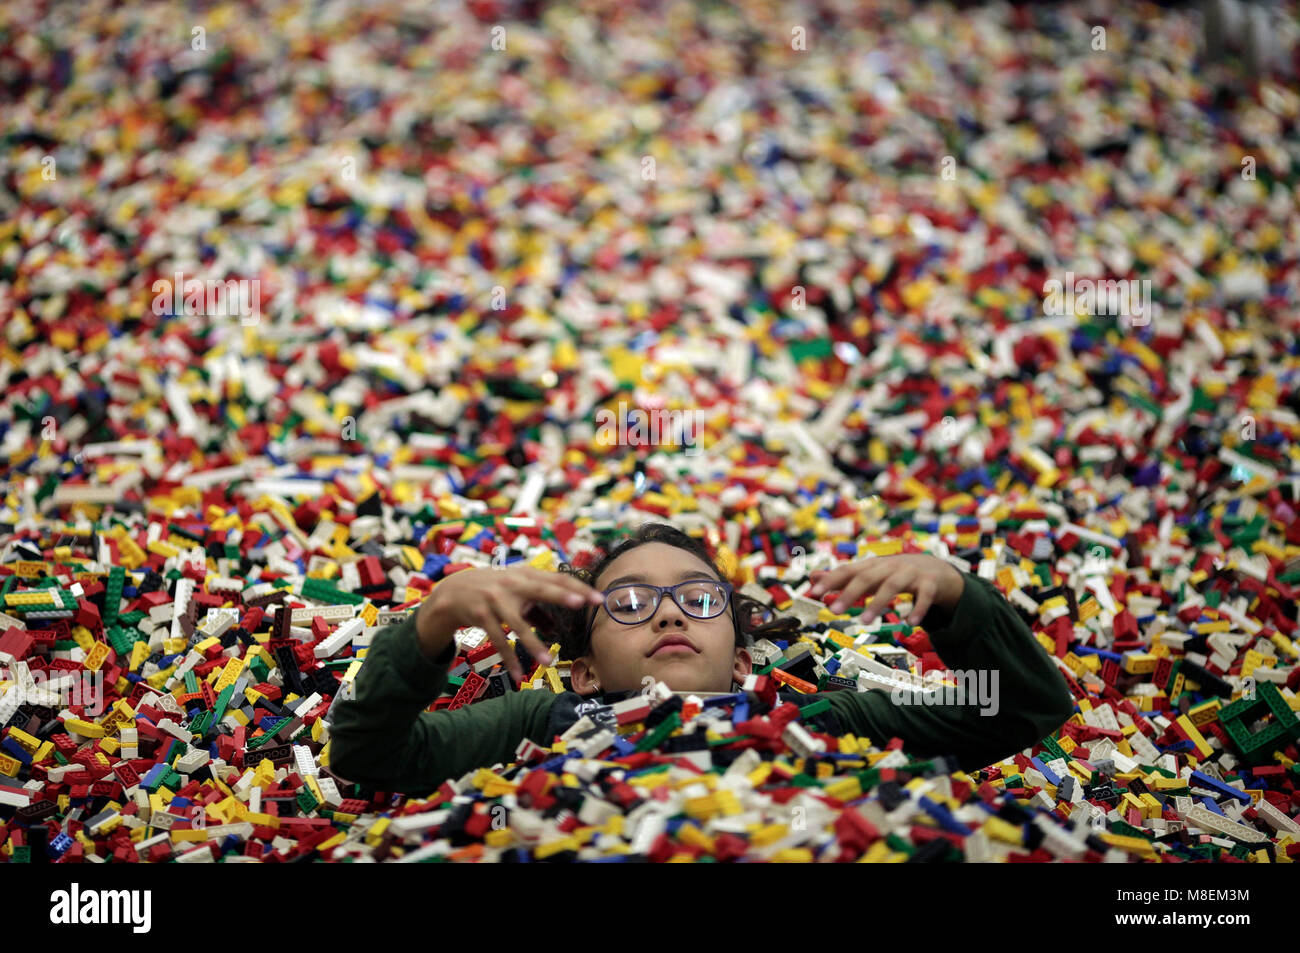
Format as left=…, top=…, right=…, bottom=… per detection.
left=908, top=578, right=938, bottom=626
left=515, top=571, right=603, bottom=607
left=827, top=561, right=889, bottom=613
left=500, top=604, right=552, bottom=666
left=860, top=574, right=909, bottom=622
left=806, top=564, right=848, bottom=593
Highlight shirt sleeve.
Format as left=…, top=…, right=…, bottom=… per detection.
left=326, top=614, right=559, bottom=794
left=821, top=571, right=1077, bottom=773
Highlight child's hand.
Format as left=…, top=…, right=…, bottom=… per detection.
left=416, top=567, right=604, bottom=681
left=806, top=554, right=965, bottom=626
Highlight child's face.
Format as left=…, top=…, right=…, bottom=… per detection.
left=572, top=542, right=752, bottom=696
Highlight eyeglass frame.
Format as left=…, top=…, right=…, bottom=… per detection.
left=583, top=579, right=736, bottom=640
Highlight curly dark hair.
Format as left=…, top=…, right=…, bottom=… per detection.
left=527, top=521, right=778, bottom=663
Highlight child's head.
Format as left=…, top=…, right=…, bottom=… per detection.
left=537, top=522, right=764, bottom=696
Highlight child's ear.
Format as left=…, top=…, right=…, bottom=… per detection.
left=570, top=656, right=600, bottom=696
left=733, top=647, right=753, bottom=685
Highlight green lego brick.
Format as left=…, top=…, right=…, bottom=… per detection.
left=104, top=566, right=125, bottom=625
left=885, top=832, right=916, bottom=856
left=300, top=577, right=364, bottom=605
left=856, top=768, right=882, bottom=790
left=634, top=712, right=681, bottom=753
left=296, top=788, right=320, bottom=814
left=108, top=626, right=136, bottom=656
left=797, top=698, right=831, bottom=720
left=1111, top=820, right=1154, bottom=840
left=708, top=733, right=750, bottom=747
left=213, top=684, right=235, bottom=723
left=1040, top=735, right=1069, bottom=763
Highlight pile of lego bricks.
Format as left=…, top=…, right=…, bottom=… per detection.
left=2, top=1, right=1299, bottom=861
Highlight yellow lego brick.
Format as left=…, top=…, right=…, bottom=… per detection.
left=316, top=831, right=346, bottom=852
left=1188, top=699, right=1222, bottom=727
left=128, top=642, right=150, bottom=670
left=360, top=602, right=379, bottom=626
left=1276, top=836, right=1295, bottom=863
left=982, top=817, right=1024, bottom=845
left=1241, top=650, right=1272, bottom=678
left=684, top=795, right=719, bottom=821
left=750, top=823, right=789, bottom=847
left=0, top=753, right=20, bottom=777
left=192, top=636, right=220, bottom=655
left=678, top=823, right=715, bottom=852
left=1123, top=652, right=1157, bottom=674
left=251, top=759, right=277, bottom=788
left=544, top=667, right=564, bottom=693
left=860, top=841, right=904, bottom=862
left=1101, top=833, right=1157, bottom=856
left=713, top=789, right=742, bottom=816
left=5, top=590, right=57, bottom=606
left=771, top=848, right=816, bottom=862
left=64, top=717, right=106, bottom=738
left=865, top=539, right=903, bottom=557
left=147, top=540, right=180, bottom=558
left=84, top=641, right=110, bottom=672
left=535, top=836, right=580, bottom=859
left=1268, top=633, right=1296, bottom=660
left=214, top=657, right=245, bottom=691
left=7, top=727, right=41, bottom=753
left=71, top=625, right=95, bottom=653
left=1176, top=715, right=1214, bottom=758
left=1062, top=652, right=1088, bottom=677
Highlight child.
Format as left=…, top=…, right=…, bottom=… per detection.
left=329, top=523, right=1076, bottom=793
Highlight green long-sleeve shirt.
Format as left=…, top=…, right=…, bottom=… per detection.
left=327, top=572, right=1076, bottom=792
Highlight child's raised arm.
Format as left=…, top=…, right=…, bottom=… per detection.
left=807, top=555, right=1077, bottom=772
left=327, top=567, right=603, bottom=794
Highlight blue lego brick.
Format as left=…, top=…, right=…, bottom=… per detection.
left=1030, top=756, right=1061, bottom=786
left=1189, top=770, right=1252, bottom=805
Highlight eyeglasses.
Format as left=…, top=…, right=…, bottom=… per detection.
left=585, top=579, right=735, bottom=639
